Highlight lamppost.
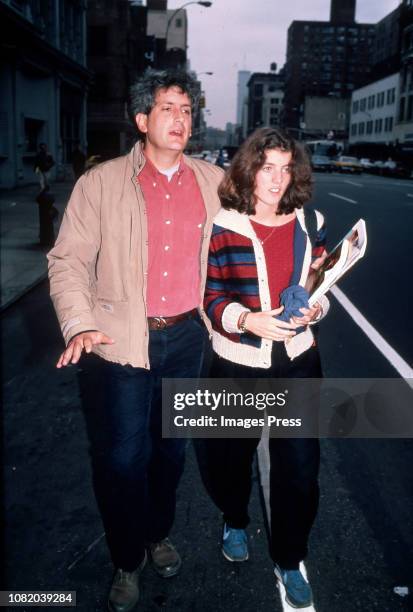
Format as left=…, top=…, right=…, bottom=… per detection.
left=165, top=1, right=212, bottom=42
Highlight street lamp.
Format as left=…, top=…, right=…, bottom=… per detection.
left=166, top=2, right=212, bottom=41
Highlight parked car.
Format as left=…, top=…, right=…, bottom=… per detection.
left=311, top=154, right=333, bottom=172
left=373, top=159, right=412, bottom=178
left=333, top=156, right=363, bottom=174
left=359, top=158, right=375, bottom=171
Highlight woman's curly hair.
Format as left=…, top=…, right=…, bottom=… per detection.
left=218, top=128, right=313, bottom=215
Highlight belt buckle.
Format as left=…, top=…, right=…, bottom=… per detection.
left=154, top=316, right=167, bottom=329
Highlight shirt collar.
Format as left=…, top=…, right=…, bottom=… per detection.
left=141, top=153, right=187, bottom=179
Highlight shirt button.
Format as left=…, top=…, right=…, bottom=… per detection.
left=165, top=220, right=171, bottom=224
left=164, top=245, right=170, bottom=251
left=165, top=194, right=170, bottom=199
left=198, top=223, right=202, bottom=228
left=163, top=271, right=168, bottom=276
left=153, top=182, right=157, bottom=187
left=178, top=181, right=182, bottom=186
left=161, top=296, right=166, bottom=302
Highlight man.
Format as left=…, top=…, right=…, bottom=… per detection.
left=48, top=69, right=223, bottom=612
left=34, top=142, right=55, bottom=189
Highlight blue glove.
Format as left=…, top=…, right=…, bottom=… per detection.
left=276, top=285, right=310, bottom=334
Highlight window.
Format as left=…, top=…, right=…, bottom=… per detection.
left=374, top=118, right=383, bottom=133
left=407, top=95, right=413, bottom=121
left=399, top=97, right=406, bottom=121
left=360, top=98, right=366, bottom=112
left=368, top=95, right=375, bottom=110
left=351, top=123, right=357, bottom=136
left=384, top=117, right=394, bottom=132
left=353, top=100, right=359, bottom=114
left=358, top=122, right=365, bottom=135
left=366, top=120, right=373, bottom=134
left=90, top=73, right=107, bottom=101
left=24, top=118, right=44, bottom=153
left=88, top=26, right=109, bottom=55
left=376, top=91, right=385, bottom=107
left=386, top=88, right=395, bottom=104
left=175, top=18, right=183, bottom=28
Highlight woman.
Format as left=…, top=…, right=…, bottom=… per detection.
left=203, top=128, right=328, bottom=609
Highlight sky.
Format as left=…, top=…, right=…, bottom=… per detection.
left=165, top=0, right=401, bottom=129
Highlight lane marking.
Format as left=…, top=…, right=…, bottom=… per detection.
left=257, top=432, right=317, bottom=612
left=331, top=286, right=413, bottom=381
left=328, top=192, right=357, bottom=204
left=407, top=194, right=413, bottom=198
left=343, top=179, right=363, bottom=187
left=257, top=286, right=412, bottom=611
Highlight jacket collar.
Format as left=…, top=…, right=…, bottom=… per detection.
left=129, top=140, right=190, bottom=176
left=213, top=207, right=307, bottom=238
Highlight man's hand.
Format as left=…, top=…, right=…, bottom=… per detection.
left=244, top=307, right=298, bottom=342
left=56, top=331, right=115, bottom=368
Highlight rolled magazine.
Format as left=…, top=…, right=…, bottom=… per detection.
left=306, top=218, right=367, bottom=306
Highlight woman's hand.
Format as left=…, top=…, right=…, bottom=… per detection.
left=291, top=302, right=322, bottom=327
left=244, top=307, right=298, bottom=342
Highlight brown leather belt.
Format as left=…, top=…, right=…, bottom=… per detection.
left=147, top=308, right=199, bottom=330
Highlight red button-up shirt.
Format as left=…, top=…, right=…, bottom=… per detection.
left=138, top=156, right=206, bottom=317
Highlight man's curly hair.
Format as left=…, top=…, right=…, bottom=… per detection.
left=218, top=128, right=313, bottom=215
left=129, top=68, right=200, bottom=139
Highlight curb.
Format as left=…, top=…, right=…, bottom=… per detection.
left=0, top=273, right=48, bottom=314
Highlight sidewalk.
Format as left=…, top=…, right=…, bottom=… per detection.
left=0, top=181, right=73, bottom=309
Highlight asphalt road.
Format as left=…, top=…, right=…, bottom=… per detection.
left=2, top=171, right=413, bottom=611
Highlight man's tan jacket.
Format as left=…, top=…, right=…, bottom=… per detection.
left=48, top=142, right=223, bottom=368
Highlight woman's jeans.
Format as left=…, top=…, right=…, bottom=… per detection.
left=86, top=317, right=207, bottom=571
left=203, top=342, right=322, bottom=569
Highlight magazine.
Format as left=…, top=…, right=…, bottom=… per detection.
left=306, top=218, right=367, bottom=306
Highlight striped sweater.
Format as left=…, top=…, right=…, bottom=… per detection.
left=204, top=207, right=328, bottom=367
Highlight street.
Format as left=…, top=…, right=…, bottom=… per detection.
left=2, top=171, right=413, bottom=611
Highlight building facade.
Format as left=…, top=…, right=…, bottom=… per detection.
left=236, top=70, right=251, bottom=139
left=303, top=96, right=350, bottom=139
left=246, top=71, right=284, bottom=135
left=146, top=0, right=187, bottom=69
left=349, top=73, right=399, bottom=146
left=87, top=0, right=150, bottom=160
left=394, top=1, right=413, bottom=147
left=0, top=0, right=89, bottom=187
left=284, top=0, right=375, bottom=132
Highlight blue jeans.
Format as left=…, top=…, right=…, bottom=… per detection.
left=88, top=316, right=207, bottom=571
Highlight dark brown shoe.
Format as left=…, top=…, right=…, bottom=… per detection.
left=108, top=553, right=146, bottom=612
left=149, top=538, right=181, bottom=578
